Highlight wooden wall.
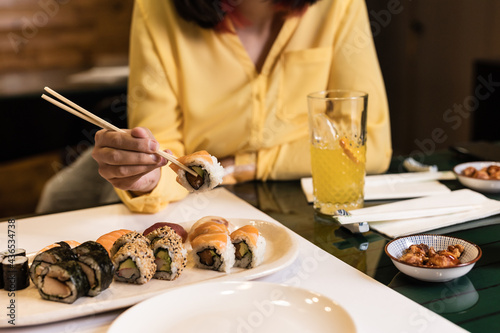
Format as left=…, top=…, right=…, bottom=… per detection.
left=0, top=0, right=133, bottom=73
left=366, top=0, right=500, bottom=156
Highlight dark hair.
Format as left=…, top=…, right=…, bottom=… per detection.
left=172, top=0, right=319, bottom=29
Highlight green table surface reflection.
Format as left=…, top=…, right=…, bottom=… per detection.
left=224, top=149, right=500, bottom=333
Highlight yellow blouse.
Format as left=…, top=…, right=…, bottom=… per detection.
left=115, top=0, right=392, bottom=213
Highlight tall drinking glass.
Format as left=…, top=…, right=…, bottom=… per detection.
left=307, top=90, right=368, bottom=215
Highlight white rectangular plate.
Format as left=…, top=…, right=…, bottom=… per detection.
left=0, top=218, right=298, bottom=327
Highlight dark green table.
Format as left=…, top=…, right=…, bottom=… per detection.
left=225, top=149, right=500, bottom=333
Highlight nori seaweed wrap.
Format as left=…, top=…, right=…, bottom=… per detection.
left=73, top=241, right=114, bottom=296
left=3, top=256, right=30, bottom=291
left=35, top=261, right=90, bottom=304
left=30, top=244, right=77, bottom=287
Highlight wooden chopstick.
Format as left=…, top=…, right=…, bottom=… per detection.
left=42, top=87, right=197, bottom=176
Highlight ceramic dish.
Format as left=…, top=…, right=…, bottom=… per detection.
left=385, top=234, right=482, bottom=282
left=107, top=281, right=357, bottom=333
left=453, top=161, right=500, bottom=193
left=0, top=219, right=299, bottom=328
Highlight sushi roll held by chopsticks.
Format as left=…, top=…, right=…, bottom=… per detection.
left=169, top=151, right=225, bottom=192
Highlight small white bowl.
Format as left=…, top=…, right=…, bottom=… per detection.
left=453, top=161, right=500, bottom=193
left=385, top=234, right=482, bottom=282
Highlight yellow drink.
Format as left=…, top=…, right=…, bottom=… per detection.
left=310, top=137, right=366, bottom=214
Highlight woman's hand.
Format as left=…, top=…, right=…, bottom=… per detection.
left=92, top=127, right=168, bottom=195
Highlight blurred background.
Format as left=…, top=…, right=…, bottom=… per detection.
left=0, top=0, right=499, bottom=218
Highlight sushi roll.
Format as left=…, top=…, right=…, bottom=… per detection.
left=151, top=232, right=187, bottom=281
left=35, top=261, right=90, bottom=304
left=0, top=248, right=27, bottom=258
left=30, top=244, right=77, bottom=287
left=73, top=241, right=114, bottom=296
left=2, top=256, right=30, bottom=291
left=145, top=225, right=177, bottom=244
left=112, top=242, right=155, bottom=284
left=96, top=229, right=132, bottom=256
left=188, top=221, right=229, bottom=243
left=230, top=225, right=266, bottom=269
left=143, top=222, right=188, bottom=243
left=38, top=241, right=80, bottom=253
left=110, top=231, right=150, bottom=258
left=190, top=233, right=235, bottom=273
left=190, top=216, right=234, bottom=234
left=169, top=150, right=225, bottom=192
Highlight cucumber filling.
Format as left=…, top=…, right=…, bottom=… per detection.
left=117, top=258, right=139, bottom=280
left=235, top=241, right=253, bottom=268
left=186, top=166, right=206, bottom=190
left=155, top=250, right=172, bottom=272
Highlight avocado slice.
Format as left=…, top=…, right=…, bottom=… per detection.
left=155, top=250, right=172, bottom=272
left=119, top=258, right=137, bottom=270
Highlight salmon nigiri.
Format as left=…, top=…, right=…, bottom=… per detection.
left=96, top=229, right=132, bottom=256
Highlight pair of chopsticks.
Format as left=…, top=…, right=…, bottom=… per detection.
left=41, top=87, right=197, bottom=176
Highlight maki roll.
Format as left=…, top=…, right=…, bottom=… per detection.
left=230, top=225, right=266, bottom=269
left=3, top=256, right=30, bottom=291
left=145, top=225, right=177, bottom=244
left=188, top=221, right=229, bottom=243
left=150, top=228, right=187, bottom=281
left=190, top=233, right=235, bottom=273
left=190, top=216, right=232, bottom=231
left=169, top=151, right=225, bottom=192
left=0, top=248, right=27, bottom=258
left=143, top=222, right=188, bottom=243
left=110, top=231, right=150, bottom=258
left=38, top=240, right=80, bottom=253
left=30, top=244, right=77, bottom=287
left=35, top=261, right=90, bottom=304
left=73, top=241, right=114, bottom=296
left=112, top=242, right=155, bottom=284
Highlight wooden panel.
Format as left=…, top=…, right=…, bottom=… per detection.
left=0, top=0, right=133, bottom=72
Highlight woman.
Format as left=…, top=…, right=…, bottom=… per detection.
left=47, top=0, right=392, bottom=214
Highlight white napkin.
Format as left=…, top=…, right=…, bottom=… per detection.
left=300, top=171, right=454, bottom=203
left=365, top=189, right=500, bottom=238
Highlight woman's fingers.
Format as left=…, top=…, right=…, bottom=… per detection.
left=94, top=128, right=159, bottom=153
left=95, top=147, right=162, bottom=166
left=92, top=127, right=168, bottom=193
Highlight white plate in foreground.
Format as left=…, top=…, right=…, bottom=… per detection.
left=108, top=281, right=356, bottom=333
left=0, top=219, right=299, bottom=327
